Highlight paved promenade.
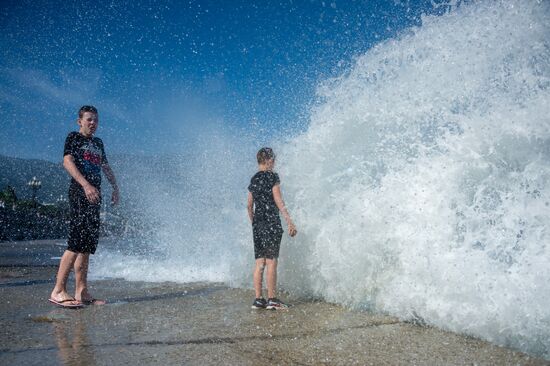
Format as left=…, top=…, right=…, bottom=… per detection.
left=0, top=240, right=547, bottom=365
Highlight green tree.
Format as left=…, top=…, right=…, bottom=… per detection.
left=0, top=185, right=18, bottom=205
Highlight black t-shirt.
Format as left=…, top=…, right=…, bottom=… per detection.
left=63, top=132, right=107, bottom=190
left=248, top=171, right=282, bottom=227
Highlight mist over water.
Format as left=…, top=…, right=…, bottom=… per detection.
left=93, top=0, right=550, bottom=358
left=95, top=128, right=256, bottom=283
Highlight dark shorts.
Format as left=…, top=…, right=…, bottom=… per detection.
left=253, top=223, right=283, bottom=259
left=67, top=187, right=101, bottom=254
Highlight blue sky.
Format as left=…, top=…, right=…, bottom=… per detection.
left=0, top=0, right=442, bottom=161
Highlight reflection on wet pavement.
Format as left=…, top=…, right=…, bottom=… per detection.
left=53, top=317, right=97, bottom=366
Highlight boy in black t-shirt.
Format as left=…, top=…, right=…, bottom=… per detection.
left=49, top=105, right=119, bottom=308
left=247, top=147, right=297, bottom=310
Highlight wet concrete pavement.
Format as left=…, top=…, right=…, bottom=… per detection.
left=1, top=240, right=548, bottom=365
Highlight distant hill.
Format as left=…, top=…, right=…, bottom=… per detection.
left=0, top=155, right=68, bottom=203
left=0, top=152, right=194, bottom=207
left=0, top=153, right=180, bottom=206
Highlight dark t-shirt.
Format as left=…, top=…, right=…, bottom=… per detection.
left=248, top=171, right=282, bottom=229
left=63, top=132, right=107, bottom=190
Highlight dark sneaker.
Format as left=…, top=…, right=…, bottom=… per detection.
left=251, top=298, right=267, bottom=309
left=266, top=298, right=288, bottom=310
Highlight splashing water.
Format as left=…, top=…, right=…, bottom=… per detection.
left=278, top=0, right=550, bottom=358
left=93, top=0, right=550, bottom=359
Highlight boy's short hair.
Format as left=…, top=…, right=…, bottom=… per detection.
left=257, top=147, right=275, bottom=164
left=78, top=105, right=98, bottom=119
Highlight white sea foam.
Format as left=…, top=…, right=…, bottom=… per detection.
left=278, top=0, right=550, bottom=358
left=93, top=0, right=550, bottom=358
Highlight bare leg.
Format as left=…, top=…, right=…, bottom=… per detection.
left=73, top=253, right=106, bottom=305
left=266, top=258, right=278, bottom=299
left=74, top=253, right=90, bottom=301
left=253, top=258, right=266, bottom=298
left=50, top=250, right=79, bottom=304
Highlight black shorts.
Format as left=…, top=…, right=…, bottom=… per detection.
left=253, top=223, right=283, bottom=259
left=67, top=187, right=101, bottom=254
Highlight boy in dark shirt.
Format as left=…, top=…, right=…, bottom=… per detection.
left=247, top=147, right=297, bottom=310
left=49, top=105, right=119, bottom=308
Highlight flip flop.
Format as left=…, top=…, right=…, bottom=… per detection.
left=82, top=299, right=107, bottom=306
left=48, top=298, right=84, bottom=309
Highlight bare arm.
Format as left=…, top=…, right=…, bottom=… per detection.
left=247, top=191, right=254, bottom=223
left=63, top=154, right=100, bottom=204
left=102, top=162, right=120, bottom=205
left=272, top=184, right=297, bottom=237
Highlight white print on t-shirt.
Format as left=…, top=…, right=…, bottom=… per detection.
left=81, top=141, right=102, bottom=166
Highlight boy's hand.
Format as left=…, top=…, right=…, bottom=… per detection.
left=83, top=183, right=100, bottom=204
left=111, top=188, right=120, bottom=205
left=288, top=223, right=297, bottom=237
